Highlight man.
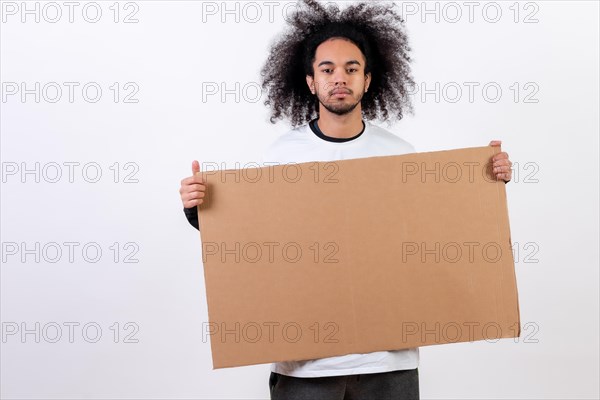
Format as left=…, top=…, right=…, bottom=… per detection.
left=180, top=1, right=512, bottom=398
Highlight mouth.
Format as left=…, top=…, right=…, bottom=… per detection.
left=331, top=89, right=351, bottom=98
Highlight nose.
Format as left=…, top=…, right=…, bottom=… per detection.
left=325, top=70, right=347, bottom=92
left=332, top=70, right=347, bottom=85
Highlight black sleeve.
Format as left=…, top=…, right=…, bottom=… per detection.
left=184, top=206, right=199, bottom=230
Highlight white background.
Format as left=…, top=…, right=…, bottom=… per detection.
left=1, top=1, right=598, bottom=399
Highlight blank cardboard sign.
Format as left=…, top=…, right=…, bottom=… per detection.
left=197, top=146, right=520, bottom=369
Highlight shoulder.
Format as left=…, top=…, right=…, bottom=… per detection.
left=366, top=122, right=417, bottom=154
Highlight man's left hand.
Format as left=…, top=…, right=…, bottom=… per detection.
left=489, top=140, right=512, bottom=182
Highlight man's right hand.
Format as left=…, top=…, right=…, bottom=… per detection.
left=179, top=160, right=206, bottom=208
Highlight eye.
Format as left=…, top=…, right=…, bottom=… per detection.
left=322, top=69, right=332, bottom=73
left=347, top=68, right=358, bottom=73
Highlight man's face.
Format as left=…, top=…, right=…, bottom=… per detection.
left=306, top=38, right=371, bottom=116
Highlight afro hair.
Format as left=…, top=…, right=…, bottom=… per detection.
left=260, top=0, right=415, bottom=128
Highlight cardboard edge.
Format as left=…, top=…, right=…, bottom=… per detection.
left=490, top=145, right=521, bottom=339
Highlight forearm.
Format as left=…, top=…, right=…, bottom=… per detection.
left=184, top=206, right=199, bottom=230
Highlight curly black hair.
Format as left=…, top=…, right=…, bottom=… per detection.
left=260, top=0, right=415, bottom=128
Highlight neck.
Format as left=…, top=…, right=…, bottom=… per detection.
left=316, top=105, right=364, bottom=139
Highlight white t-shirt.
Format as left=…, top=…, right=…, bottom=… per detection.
left=261, top=119, right=420, bottom=378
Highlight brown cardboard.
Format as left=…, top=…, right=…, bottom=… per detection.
left=197, top=146, right=520, bottom=369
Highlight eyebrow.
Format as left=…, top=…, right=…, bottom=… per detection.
left=317, top=60, right=362, bottom=68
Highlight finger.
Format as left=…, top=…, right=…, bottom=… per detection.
left=187, top=191, right=206, bottom=201
left=494, top=166, right=511, bottom=175
left=185, top=198, right=203, bottom=207
left=187, top=183, right=206, bottom=192
left=181, top=175, right=201, bottom=186
left=499, top=172, right=511, bottom=182
left=180, top=184, right=205, bottom=196
left=489, top=140, right=502, bottom=147
left=493, top=159, right=512, bottom=168
left=493, top=162, right=511, bottom=171
left=492, top=152, right=509, bottom=162
left=499, top=170, right=513, bottom=180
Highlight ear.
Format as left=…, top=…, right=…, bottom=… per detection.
left=365, top=72, right=371, bottom=92
left=306, top=75, right=315, bottom=94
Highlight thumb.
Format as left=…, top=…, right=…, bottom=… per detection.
left=192, top=160, right=200, bottom=174
left=191, top=160, right=202, bottom=182
left=489, top=140, right=502, bottom=147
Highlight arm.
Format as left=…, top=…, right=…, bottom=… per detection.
left=184, top=206, right=199, bottom=230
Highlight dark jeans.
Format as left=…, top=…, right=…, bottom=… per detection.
left=269, top=368, right=419, bottom=400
